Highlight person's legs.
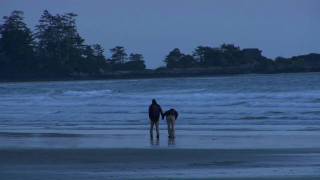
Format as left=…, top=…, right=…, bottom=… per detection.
left=171, top=118, right=176, bottom=138
left=166, top=118, right=171, bottom=138
left=155, top=120, right=160, bottom=139
left=167, top=115, right=175, bottom=138
left=150, top=121, right=154, bottom=138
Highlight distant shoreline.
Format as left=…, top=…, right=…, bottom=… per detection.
left=0, top=68, right=319, bottom=83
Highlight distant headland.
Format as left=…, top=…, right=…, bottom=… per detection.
left=1, top=10, right=320, bottom=82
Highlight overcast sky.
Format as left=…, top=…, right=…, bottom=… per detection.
left=0, top=0, right=319, bottom=68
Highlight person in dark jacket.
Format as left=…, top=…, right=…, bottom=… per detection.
left=163, top=108, right=178, bottom=139
left=148, top=99, right=163, bottom=139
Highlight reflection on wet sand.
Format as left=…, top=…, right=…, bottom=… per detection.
left=168, top=138, right=175, bottom=146
left=149, top=137, right=175, bottom=147
left=150, top=137, right=159, bottom=146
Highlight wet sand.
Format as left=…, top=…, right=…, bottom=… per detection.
left=1, top=148, right=320, bottom=179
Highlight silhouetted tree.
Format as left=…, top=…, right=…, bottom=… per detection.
left=82, top=44, right=109, bottom=73
left=164, top=48, right=184, bottom=69
left=110, top=46, right=127, bottom=64
left=241, top=48, right=263, bottom=64
left=178, top=55, right=196, bottom=68
left=0, top=10, right=147, bottom=79
left=218, top=44, right=241, bottom=66
left=92, top=44, right=104, bottom=58
left=35, top=10, right=87, bottom=75
left=0, top=10, right=35, bottom=76
left=274, top=54, right=320, bottom=72
left=2, top=10, right=320, bottom=80
left=193, top=46, right=211, bottom=65
left=202, top=47, right=224, bottom=67
left=220, top=44, right=240, bottom=52
left=163, top=44, right=281, bottom=73
left=193, top=46, right=225, bottom=67
left=129, top=53, right=143, bottom=62
left=124, top=53, right=146, bottom=70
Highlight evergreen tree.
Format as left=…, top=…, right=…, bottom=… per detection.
left=164, top=48, right=184, bottom=69
left=220, top=44, right=242, bottom=66
left=126, top=53, right=146, bottom=70
left=35, top=10, right=86, bottom=75
left=129, top=53, right=143, bottom=62
left=178, top=55, right=196, bottom=68
left=193, top=46, right=211, bottom=65
left=0, top=10, right=35, bottom=76
left=82, top=44, right=108, bottom=73
left=110, top=46, right=127, bottom=64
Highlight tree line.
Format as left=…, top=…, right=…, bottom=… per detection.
left=163, top=45, right=320, bottom=73
left=0, top=10, right=145, bottom=79
left=1, top=10, right=319, bottom=80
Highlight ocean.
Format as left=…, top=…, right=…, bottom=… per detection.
left=0, top=73, right=320, bottom=149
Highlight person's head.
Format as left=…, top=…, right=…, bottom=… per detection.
left=152, top=99, right=157, bottom=104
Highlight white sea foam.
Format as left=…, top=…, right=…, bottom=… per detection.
left=63, top=89, right=112, bottom=97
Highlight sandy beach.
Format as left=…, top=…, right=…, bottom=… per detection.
left=1, top=148, right=320, bottom=179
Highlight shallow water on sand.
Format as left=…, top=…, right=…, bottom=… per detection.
left=0, top=73, right=320, bottom=148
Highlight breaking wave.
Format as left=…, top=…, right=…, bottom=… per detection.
left=63, top=89, right=112, bottom=97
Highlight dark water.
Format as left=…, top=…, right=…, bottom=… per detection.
left=0, top=73, right=320, bottom=148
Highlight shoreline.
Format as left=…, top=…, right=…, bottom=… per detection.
left=0, top=70, right=319, bottom=84
left=1, top=128, right=320, bottom=149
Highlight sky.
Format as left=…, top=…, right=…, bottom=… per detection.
left=0, top=0, right=319, bottom=68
